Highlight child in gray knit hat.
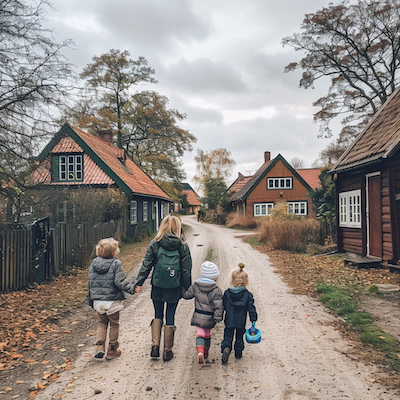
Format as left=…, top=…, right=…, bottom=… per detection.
left=183, top=261, right=223, bottom=364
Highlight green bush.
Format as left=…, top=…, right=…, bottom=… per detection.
left=133, top=222, right=151, bottom=242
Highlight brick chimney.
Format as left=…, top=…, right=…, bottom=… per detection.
left=264, top=151, right=271, bottom=163
left=97, top=129, right=113, bottom=144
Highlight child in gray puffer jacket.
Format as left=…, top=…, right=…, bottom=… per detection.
left=183, top=261, right=223, bottom=364
left=88, top=238, right=135, bottom=360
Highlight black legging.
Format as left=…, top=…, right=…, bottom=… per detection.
left=152, top=300, right=178, bottom=325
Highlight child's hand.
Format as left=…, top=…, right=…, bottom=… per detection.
left=134, top=286, right=142, bottom=294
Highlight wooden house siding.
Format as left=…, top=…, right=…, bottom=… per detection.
left=334, top=161, right=400, bottom=263
left=244, top=160, right=315, bottom=218
left=335, top=172, right=363, bottom=255
left=231, top=154, right=319, bottom=219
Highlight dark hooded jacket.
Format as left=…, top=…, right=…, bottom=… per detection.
left=88, top=257, right=135, bottom=301
left=135, top=233, right=192, bottom=303
left=183, top=280, right=223, bottom=329
left=223, top=287, right=257, bottom=329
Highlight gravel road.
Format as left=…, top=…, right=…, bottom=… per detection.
left=37, top=215, right=396, bottom=399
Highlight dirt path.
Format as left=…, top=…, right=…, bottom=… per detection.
left=35, top=216, right=397, bottom=399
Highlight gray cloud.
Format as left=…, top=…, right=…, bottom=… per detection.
left=46, top=0, right=338, bottom=185
left=165, top=58, right=247, bottom=94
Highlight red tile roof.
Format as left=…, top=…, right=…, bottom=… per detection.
left=229, top=173, right=253, bottom=195
left=183, top=189, right=201, bottom=206
left=296, top=168, right=321, bottom=190
left=33, top=124, right=172, bottom=201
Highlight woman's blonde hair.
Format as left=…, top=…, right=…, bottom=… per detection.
left=230, top=263, right=248, bottom=287
left=155, top=215, right=184, bottom=244
left=96, top=237, right=120, bottom=259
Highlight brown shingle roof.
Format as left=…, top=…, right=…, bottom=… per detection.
left=230, top=160, right=272, bottom=202
left=331, top=87, right=400, bottom=173
left=229, top=173, right=253, bottom=195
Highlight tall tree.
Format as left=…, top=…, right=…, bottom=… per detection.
left=67, top=49, right=196, bottom=184
left=78, top=49, right=157, bottom=145
left=193, top=148, right=235, bottom=193
left=283, top=0, right=400, bottom=142
left=203, top=177, right=228, bottom=210
left=0, top=0, right=75, bottom=203
left=290, top=157, right=306, bottom=169
left=123, top=90, right=196, bottom=182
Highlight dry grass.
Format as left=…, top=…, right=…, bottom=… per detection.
left=257, top=203, right=319, bottom=251
left=225, top=212, right=257, bottom=229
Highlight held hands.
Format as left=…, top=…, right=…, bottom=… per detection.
left=134, top=286, right=142, bottom=294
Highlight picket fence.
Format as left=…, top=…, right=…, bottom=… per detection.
left=0, top=218, right=125, bottom=293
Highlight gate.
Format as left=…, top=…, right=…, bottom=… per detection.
left=32, top=217, right=52, bottom=282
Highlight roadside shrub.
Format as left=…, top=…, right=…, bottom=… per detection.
left=226, top=212, right=257, bottom=229
left=258, top=217, right=319, bottom=251
left=133, top=222, right=151, bottom=242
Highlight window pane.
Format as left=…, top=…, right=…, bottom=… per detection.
left=280, top=179, right=285, bottom=188
left=268, top=180, right=273, bottom=188
left=275, top=179, right=279, bottom=188
left=286, top=179, right=291, bottom=188
left=261, top=204, right=266, bottom=215
left=255, top=205, right=260, bottom=215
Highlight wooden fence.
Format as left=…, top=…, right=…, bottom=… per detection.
left=0, top=218, right=125, bottom=293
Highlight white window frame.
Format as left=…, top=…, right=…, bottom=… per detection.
left=59, top=155, right=82, bottom=181
left=253, top=202, right=274, bottom=217
left=130, top=200, right=137, bottom=225
left=161, top=202, right=169, bottom=219
left=267, top=177, right=292, bottom=189
left=339, top=190, right=361, bottom=228
left=143, top=201, right=148, bottom=222
left=287, top=201, right=307, bottom=216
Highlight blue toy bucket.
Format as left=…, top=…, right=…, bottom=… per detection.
left=245, top=322, right=261, bottom=344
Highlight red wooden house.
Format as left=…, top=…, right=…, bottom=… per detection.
left=230, top=152, right=320, bottom=218
left=330, top=87, right=400, bottom=267
left=31, top=123, right=173, bottom=237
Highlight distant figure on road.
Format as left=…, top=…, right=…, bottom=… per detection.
left=197, top=209, right=202, bottom=222
left=88, top=238, right=135, bottom=360
left=221, top=263, right=258, bottom=364
left=134, top=215, right=192, bottom=362
left=183, top=261, right=223, bottom=364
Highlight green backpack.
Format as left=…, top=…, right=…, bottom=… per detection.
left=152, top=247, right=181, bottom=289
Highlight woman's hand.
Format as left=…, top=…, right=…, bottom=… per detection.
left=134, top=286, right=142, bottom=294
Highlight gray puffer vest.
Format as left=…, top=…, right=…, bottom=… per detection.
left=183, top=281, right=223, bottom=329
left=88, top=257, right=134, bottom=301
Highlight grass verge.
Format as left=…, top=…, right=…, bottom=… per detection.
left=205, top=247, right=213, bottom=262
left=317, top=283, right=400, bottom=372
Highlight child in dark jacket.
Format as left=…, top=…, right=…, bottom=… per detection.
left=183, top=261, right=223, bottom=364
left=88, top=238, right=135, bottom=360
left=221, top=263, right=257, bottom=364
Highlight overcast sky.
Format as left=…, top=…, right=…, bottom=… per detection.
left=46, top=0, right=336, bottom=188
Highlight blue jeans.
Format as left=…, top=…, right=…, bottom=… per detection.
left=221, top=327, right=246, bottom=352
left=152, top=300, right=178, bottom=325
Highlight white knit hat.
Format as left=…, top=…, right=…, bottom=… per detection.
left=200, top=261, right=220, bottom=280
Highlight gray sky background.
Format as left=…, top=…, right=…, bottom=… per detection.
left=47, top=0, right=337, bottom=188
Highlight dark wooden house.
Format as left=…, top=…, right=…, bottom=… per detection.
left=31, top=123, right=173, bottom=237
left=230, top=152, right=320, bottom=218
left=330, top=87, right=400, bottom=266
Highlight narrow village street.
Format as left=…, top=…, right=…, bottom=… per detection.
left=35, top=215, right=396, bottom=400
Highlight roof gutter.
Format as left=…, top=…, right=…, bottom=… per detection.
left=329, top=155, right=384, bottom=175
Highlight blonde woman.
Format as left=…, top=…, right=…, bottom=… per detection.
left=134, top=215, right=192, bottom=362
